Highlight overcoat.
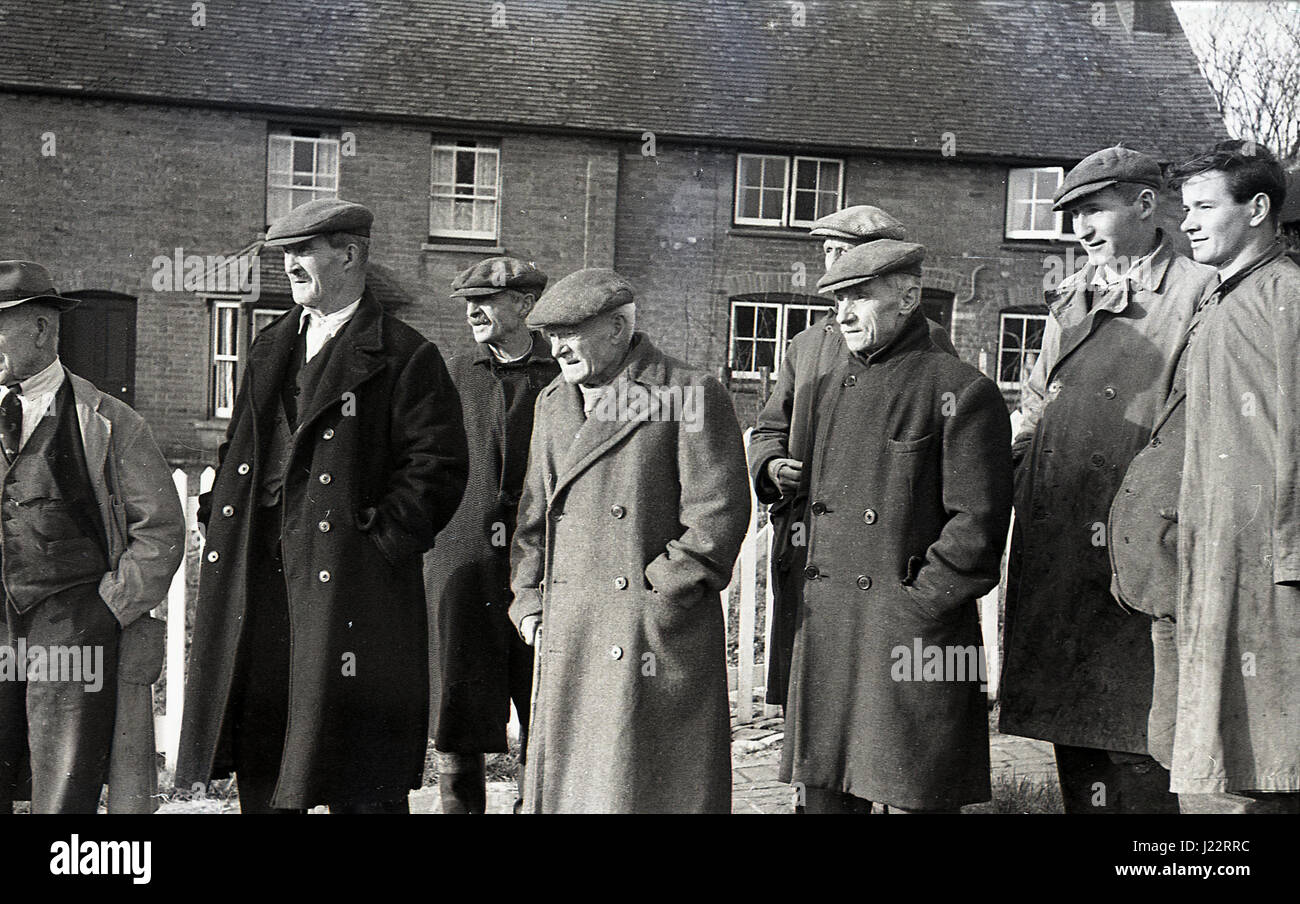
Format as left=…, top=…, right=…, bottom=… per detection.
left=175, top=293, right=468, bottom=808
left=1172, top=246, right=1300, bottom=793
left=508, top=333, right=750, bottom=813
left=423, top=333, right=558, bottom=749
left=748, top=312, right=955, bottom=706
left=778, top=310, right=1011, bottom=810
left=998, top=241, right=1213, bottom=754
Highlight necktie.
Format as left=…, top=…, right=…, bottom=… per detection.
left=0, top=385, right=23, bottom=462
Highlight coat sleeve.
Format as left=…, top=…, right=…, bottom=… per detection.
left=369, top=341, right=469, bottom=563
left=644, top=376, right=752, bottom=607
left=98, top=415, right=187, bottom=628
left=508, top=393, right=550, bottom=633
left=905, top=376, right=1013, bottom=620
left=747, top=345, right=798, bottom=505
left=1011, top=313, right=1058, bottom=466
left=1272, top=274, right=1300, bottom=584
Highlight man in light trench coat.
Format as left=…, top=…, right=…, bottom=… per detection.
left=998, top=147, right=1215, bottom=813
left=509, top=268, right=750, bottom=813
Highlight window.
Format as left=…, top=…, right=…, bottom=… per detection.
left=430, top=138, right=501, bottom=241
left=729, top=296, right=827, bottom=378
left=998, top=312, right=1049, bottom=389
left=267, top=128, right=340, bottom=225
left=1005, top=166, right=1071, bottom=240
left=735, top=154, right=843, bottom=227
left=209, top=299, right=292, bottom=418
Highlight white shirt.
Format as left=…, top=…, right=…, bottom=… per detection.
left=298, top=297, right=362, bottom=363
left=1090, top=242, right=1160, bottom=290
left=0, top=356, right=66, bottom=451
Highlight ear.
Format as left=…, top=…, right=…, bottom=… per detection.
left=517, top=292, right=537, bottom=318
left=342, top=240, right=364, bottom=271
left=898, top=282, right=922, bottom=314
left=32, top=312, right=57, bottom=349
left=1247, top=192, right=1272, bottom=229
left=1136, top=187, right=1158, bottom=219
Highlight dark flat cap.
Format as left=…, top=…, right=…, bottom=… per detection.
left=527, top=268, right=635, bottom=329
left=451, top=257, right=548, bottom=298
left=1053, top=147, right=1162, bottom=211
left=263, top=198, right=374, bottom=247
left=817, top=239, right=926, bottom=294
left=808, top=205, right=908, bottom=241
left=0, top=260, right=78, bottom=312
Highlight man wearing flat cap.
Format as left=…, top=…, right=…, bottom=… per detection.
left=423, top=256, right=558, bottom=813
left=780, top=240, right=1012, bottom=813
left=508, top=268, right=750, bottom=813
left=0, top=261, right=184, bottom=813
left=177, top=199, right=469, bottom=813
left=749, top=205, right=956, bottom=709
left=998, top=147, right=1214, bottom=813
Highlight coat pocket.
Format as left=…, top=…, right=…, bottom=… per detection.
left=886, top=433, right=933, bottom=454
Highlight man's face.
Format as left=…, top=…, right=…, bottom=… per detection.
left=823, top=238, right=855, bottom=273
left=546, top=316, right=621, bottom=385
left=1068, top=185, right=1152, bottom=268
left=835, top=278, right=907, bottom=354
left=466, top=291, right=529, bottom=346
left=1180, top=171, right=1257, bottom=270
left=0, top=307, right=46, bottom=384
left=282, top=235, right=351, bottom=309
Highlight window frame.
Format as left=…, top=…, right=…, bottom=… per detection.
left=788, top=156, right=846, bottom=229
left=997, top=311, right=1049, bottom=390
left=266, top=128, right=341, bottom=226
left=1004, top=166, right=1067, bottom=240
left=728, top=297, right=829, bottom=379
left=429, top=138, right=502, bottom=242
left=208, top=297, right=294, bottom=418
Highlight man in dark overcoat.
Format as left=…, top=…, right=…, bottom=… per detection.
left=779, top=240, right=1012, bottom=814
left=998, top=148, right=1214, bottom=813
left=749, top=206, right=956, bottom=707
left=176, top=200, right=468, bottom=813
left=423, top=256, right=558, bottom=813
left=508, top=269, right=750, bottom=813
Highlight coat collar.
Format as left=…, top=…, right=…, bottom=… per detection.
left=471, top=330, right=554, bottom=369
left=849, top=307, right=931, bottom=367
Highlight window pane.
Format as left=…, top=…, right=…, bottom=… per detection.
left=292, top=140, right=315, bottom=175
left=762, top=189, right=784, bottom=220
left=214, top=361, right=235, bottom=416
left=455, top=150, right=477, bottom=190
left=268, top=136, right=292, bottom=174
left=756, top=306, right=779, bottom=338
left=429, top=197, right=453, bottom=232
left=792, top=190, right=816, bottom=223
left=762, top=159, right=787, bottom=190
left=738, top=188, right=762, bottom=220
left=1007, top=201, right=1034, bottom=234
left=817, top=189, right=838, bottom=220
left=796, top=161, right=817, bottom=190
left=1035, top=169, right=1060, bottom=197
left=739, top=156, right=763, bottom=190
left=754, top=339, right=777, bottom=371
left=820, top=161, right=841, bottom=193
left=317, top=141, right=338, bottom=179
left=734, top=305, right=755, bottom=336
left=432, top=148, right=455, bottom=186
left=291, top=188, right=316, bottom=209
left=453, top=199, right=474, bottom=232
left=267, top=188, right=291, bottom=223
left=478, top=152, right=498, bottom=193
left=732, top=338, right=755, bottom=372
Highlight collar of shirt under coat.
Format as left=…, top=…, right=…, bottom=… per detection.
left=298, top=296, right=362, bottom=362
left=0, top=356, right=67, bottom=450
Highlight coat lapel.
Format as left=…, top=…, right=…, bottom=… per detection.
left=293, top=293, right=387, bottom=439
left=246, top=305, right=301, bottom=424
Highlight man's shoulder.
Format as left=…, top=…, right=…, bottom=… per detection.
left=68, top=372, right=145, bottom=427
left=1163, top=253, right=1218, bottom=292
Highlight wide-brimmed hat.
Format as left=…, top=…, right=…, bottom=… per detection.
left=0, top=260, right=79, bottom=312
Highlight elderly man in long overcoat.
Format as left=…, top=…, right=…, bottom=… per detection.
left=998, top=148, right=1215, bottom=813
left=423, top=256, right=558, bottom=813
left=780, top=240, right=1012, bottom=813
left=176, top=200, right=468, bottom=813
left=749, top=206, right=955, bottom=707
left=1118, top=141, right=1298, bottom=814
left=508, top=269, right=750, bottom=813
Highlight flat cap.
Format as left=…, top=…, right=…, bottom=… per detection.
left=808, top=205, right=907, bottom=241
left=817, top=239, right=925, bottom=294
left=0, top=260, right=78, bottom=312
left=527, top=268, right=635, bottom=329
left=450, top=256, right=548, bottom=298
left=263, top=198, right=374, bottom=247
left=1053, top=147, right=1162, bottom=211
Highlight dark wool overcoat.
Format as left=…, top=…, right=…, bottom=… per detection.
left=778, top=310, right=1011, bottom=810
left=998, top=242, right=1213, bottom=754
left=175, top=293, right=468, bottom=808
left=508, top=333, right=750, bottom=813
left=423, top=332, right=558, bottom=749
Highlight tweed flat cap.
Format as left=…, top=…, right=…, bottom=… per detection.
left=0, top=260, right=78, bottom=312
left=1053, top=147, right=1162, bottom=211
left=816, top=239, right=925, bottom=294
left=451, top=257, right=548, bottom=298
left=808, top=205, right=907, bottom=241
left=527, top=268, right=635, bottom=329
left=263, top=198, right=374, bottom=247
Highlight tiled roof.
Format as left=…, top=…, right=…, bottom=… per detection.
left=0, top=0, right=1225, bottom=161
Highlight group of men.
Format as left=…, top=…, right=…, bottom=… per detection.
left=0, top=136, right=1295, bottom=814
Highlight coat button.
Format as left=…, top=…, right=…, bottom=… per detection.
left=322, top=427, right=335, bottom=440
left=1151, top=436, right=1162, bottom=447
left=319, top=570, right=331, bottom=583
left=1089, top=452, right=1106, bottom=468
left=237, top=462, right=250, bottom=475
left=614, top=576, right=628, bottom=590
left=206, top=550, right=219, bottom=563
left=319, top=473, right=332, bottom=485
left=1049, top=381, right=1063, bottom=394
left=552, top=510, right=563, bottom=520
left=856, top=575, right=872, bottom=590
left=1103, top=386, right=1117, bottom=399
left=863, top=509, right=877, bottom=524
left=318, top=520, right=331, bottom=532
left=221, top=505, right=235, bottom=518
left=610, top=505, right=626, bottom=519
left=810, top=501, right=826, bottom=515
left=804, top=564, right=820, bottom=580
left=610, top=645, right=623, bottom=660
left=843, top=374, right=857, bottom=388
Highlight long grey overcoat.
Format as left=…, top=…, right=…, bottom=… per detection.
left=508, top=333, right=750, bottom=813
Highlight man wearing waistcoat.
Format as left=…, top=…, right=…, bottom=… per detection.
left=0, top=260, right=184, bottom=814
left=176, top=200, right=469, bottom=814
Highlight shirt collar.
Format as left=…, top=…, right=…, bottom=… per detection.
left=4, top=356, right=65, bottom=398
left=1088, top=234, right=1167, bottom=291
left=298, top=296, right=362, bottom=334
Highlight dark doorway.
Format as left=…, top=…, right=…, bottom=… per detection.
left=58, top=290, right=138, bottom=407
left=921, top=288, right=954, bottom=338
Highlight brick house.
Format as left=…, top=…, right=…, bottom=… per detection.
left=0, top=0, right=1224, bottom=462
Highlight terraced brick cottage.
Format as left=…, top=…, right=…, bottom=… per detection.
left=0, top=0, right=1225, bottom=461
